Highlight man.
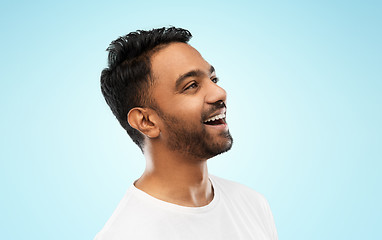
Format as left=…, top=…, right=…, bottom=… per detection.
left=95, top=27, right=278, bottom=240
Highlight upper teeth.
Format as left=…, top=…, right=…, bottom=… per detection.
left=204, top=113, right=225, bottom=123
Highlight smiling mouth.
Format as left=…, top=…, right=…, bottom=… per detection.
left=203, top=113, right=226, bottom=125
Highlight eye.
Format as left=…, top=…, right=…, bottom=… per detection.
left=184, top=82, right=198, bottom=91
left=211, top=77, right=219, bottom=84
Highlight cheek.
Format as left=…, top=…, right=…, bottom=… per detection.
left=153, top=87, right=204, bottom=119
left=172, top=97, right=203, bottom=118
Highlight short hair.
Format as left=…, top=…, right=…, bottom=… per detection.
left=100, top=27, right=192, bottom=150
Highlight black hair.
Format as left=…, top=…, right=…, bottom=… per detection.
left=100, top=27, right=192, bottom=151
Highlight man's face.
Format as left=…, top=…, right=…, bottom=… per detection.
left=150, top=43, right=233, bottom=159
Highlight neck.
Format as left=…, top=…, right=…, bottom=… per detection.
left=134, top=144, right=213, bottom=207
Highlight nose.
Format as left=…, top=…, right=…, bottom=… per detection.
left=205, top=80, right=227, bottom=105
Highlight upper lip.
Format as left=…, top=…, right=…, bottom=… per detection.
left=203, top=108, right=226, bottom=123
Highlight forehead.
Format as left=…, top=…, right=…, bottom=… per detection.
left=150, top=42, right=210, bottom=86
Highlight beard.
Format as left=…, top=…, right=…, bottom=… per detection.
left=154, top=104, right=233, bottom=159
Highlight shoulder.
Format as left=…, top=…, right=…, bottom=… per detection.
left=94, top=186, right=150, bottom=240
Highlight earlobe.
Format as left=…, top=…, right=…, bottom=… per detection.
left=127, top=108, right=161, bottom=138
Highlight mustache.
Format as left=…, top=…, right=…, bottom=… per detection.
left=201, top=101, right=226, bottom=121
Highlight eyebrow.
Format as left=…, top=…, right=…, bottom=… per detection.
left=175, top=65, right=216, bottom=89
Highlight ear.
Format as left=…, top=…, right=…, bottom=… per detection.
left=127, top=107, right=161, bottom=138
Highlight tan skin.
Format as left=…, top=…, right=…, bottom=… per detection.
left=128, top=43, right=229, bottom=207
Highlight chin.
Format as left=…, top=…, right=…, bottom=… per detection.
left=206, top=134, right=233, bottom=158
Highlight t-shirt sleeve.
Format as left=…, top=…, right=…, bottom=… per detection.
left=262, top=196, right=278, bottom=240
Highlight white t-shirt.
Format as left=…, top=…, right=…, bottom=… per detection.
left=95, top=175, right=278, bottom=240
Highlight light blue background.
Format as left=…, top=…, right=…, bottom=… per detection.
left=1, top=0, right=381, bottom=239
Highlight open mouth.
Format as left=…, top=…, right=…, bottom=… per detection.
left=203, top=113, right=226, bottom=125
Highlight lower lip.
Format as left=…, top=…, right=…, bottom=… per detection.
left=204, top=123, right=229, bottom=131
